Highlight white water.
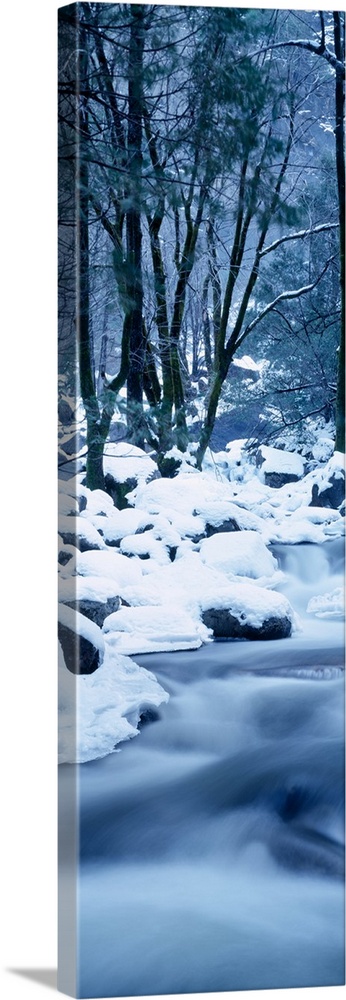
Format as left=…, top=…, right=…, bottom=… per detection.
left=61, top=539, right=345, bottom=997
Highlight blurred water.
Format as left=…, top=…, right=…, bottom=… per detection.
left=64, top=540, right=345, bottom=996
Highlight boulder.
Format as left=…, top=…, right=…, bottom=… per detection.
left=58, top=430, right=86, bottom=457
left=202, top=607, right=292, bottom=641
left=256, top=445, right=305, bottom=488
left=58, top=603, right=104, bottom=675
left=310, top=470, right=345, bottom=510
left=108, top=420, right=127, bottom=443
left=103, top=442, right=160, bottom=507
left=58, top=398, right=74, bottom=425
left=66, top=596, right=121, bottom=628
left=205, top=518, right=240, bottom=536
left=58, top=621, right=101, bottom=674
left=263, top=471, right=300, bottom=489
left=199, top=530, right=279, bottom=583
left=200, top=582, right=294, bottom=642
left=58, top=514, right=106, bottom=552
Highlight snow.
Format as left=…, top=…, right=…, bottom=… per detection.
left=312, top=437, right=334, bottom=463
left=129, top=472, right=264, bottom=536
left=58, top=437, right=344, bottom=764
left=103, top=442, right=157, bottom=484
left=307, top=588, right=344, bottom=619
left=199, top=530, right=282, bottom=586
left=85, top=507, right=152, bottom=545
left=59, top=514, right=107, bottom=549
left=58, top=602, right=105, bottom=656
left=59, top=574, right=121, bottom=605
left=58, top=641, right=169, bottom=764
left=232, top=354, right=262, bottom=372
left=103, top=604, right=211, bottom=655
left=198, top=580, right=296, bottom=631
left=76, top=548, right=144, bottom=586
left=119, top=531, right=171, bottom=565
left=257, top=445, right=305, bottom=478
left=110, top=550, right=295, bottom=635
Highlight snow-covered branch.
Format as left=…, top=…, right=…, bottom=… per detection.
left=260, top=223, right=339, bottom=259
left=237, top=257, right=334, bottom=346
left=250, top=38, right=344, bottom=74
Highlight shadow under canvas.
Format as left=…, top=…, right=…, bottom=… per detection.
left=8, top=968, right=57, bottom=991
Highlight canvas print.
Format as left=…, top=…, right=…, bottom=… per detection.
left=58, top=3, right=345, bottom=997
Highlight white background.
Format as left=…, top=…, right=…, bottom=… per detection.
left=0, top=1, right=344, bottom=998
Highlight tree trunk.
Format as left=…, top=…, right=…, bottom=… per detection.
left=202, top=276, right=212, bottom=374
left=77, top=18, right=106, bottom=492
left=147, top=217, right=175, bottom=450
left=195, top=365, right=226, bottom=469
left=126, top=6, right=145, bottom=448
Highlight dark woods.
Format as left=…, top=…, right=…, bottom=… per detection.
left=58, top=4, right=345, bottom=490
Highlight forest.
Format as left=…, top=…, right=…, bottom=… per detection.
left=58, top=11, right=345, bottom=993
left=58, top=3, right=345, bottom=490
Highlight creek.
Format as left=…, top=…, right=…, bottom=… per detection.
left=66, top=539, right=345, bottom=996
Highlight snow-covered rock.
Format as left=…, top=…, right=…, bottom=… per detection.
left=103, top=442, right=159, bottom=508
left=309, top=452, right=345, bottom=510
left=119, top=531, right=171, bottom=565
left=256, top=445, right=305, bottom=488
left=58, top=641, right=169, bottom=763
left=199, top=530, right=281, bottom=586
left=104, top=442, right=158, bottom=484
left=201, top=584, right=295, bottom=641
left=103, top=604, right=211, bottom=654
left=76, top=548, right=143, bottom=587
left=65, top=596, right=121, bottom=629
left=86, top=507, right=153, bottom=546
left=59, top=514, right=106, bottom=552
left=130, top=472, right=263, bottom=539
left=58, top=602, right=105, bottom=675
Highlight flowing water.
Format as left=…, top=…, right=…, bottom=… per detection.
left=61, top=539, right=345, bottom=997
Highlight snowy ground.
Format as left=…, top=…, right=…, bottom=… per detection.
left=58, top=441, right=345, bottom=763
